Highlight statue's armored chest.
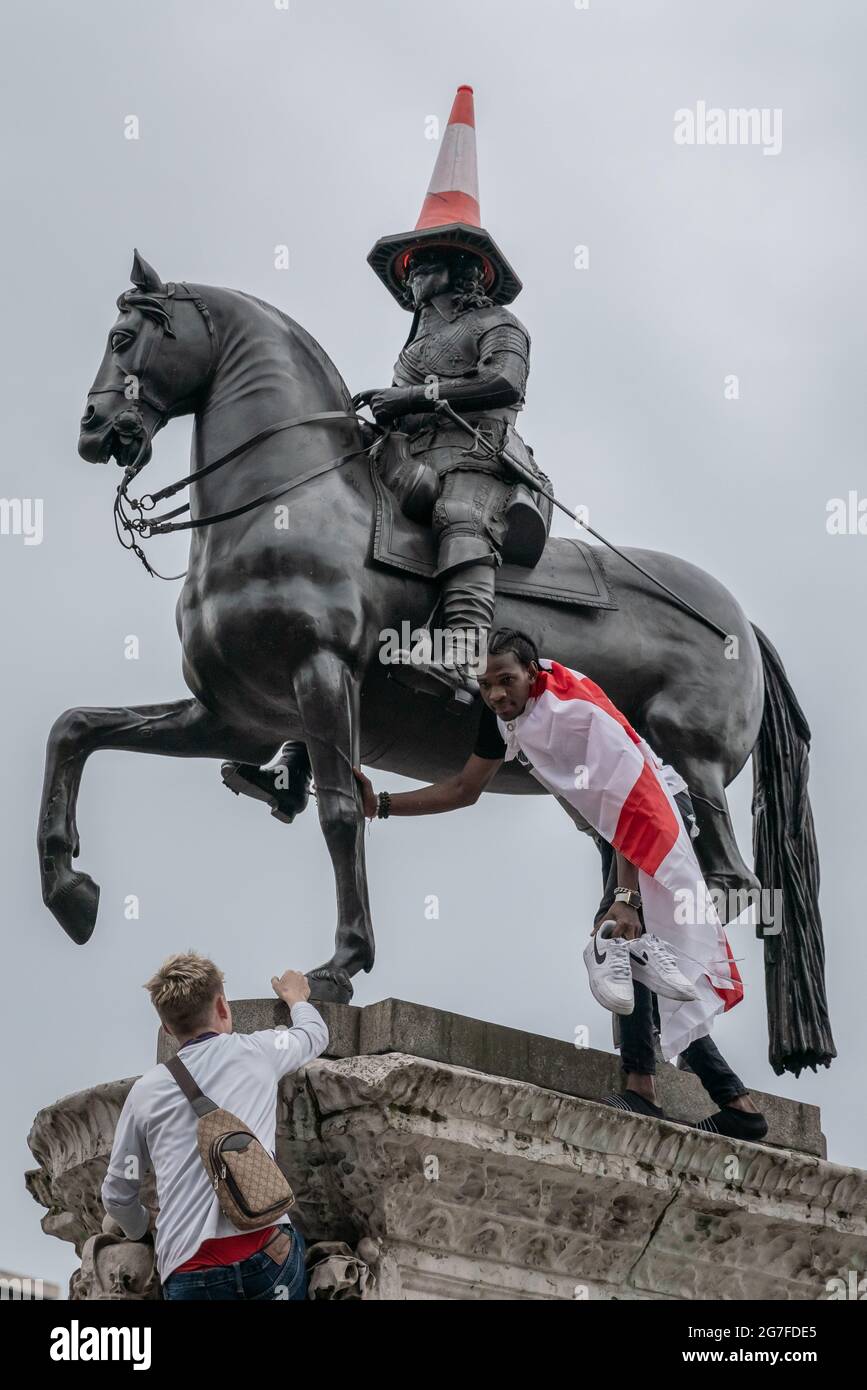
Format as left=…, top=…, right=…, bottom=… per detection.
left=395, top=316, right=479, bottom=383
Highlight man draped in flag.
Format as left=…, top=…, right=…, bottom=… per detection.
left=353, top=629, right=768, bottom=1141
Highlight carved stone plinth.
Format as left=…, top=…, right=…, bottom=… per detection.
left=27, top=999, right=862, bottom=1300
left=292, top=1053, right=864, bottom=1300
left=25, top=1079, right=159, bottom=1299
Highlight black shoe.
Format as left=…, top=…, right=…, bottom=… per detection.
left=601, top=1091, right=668, bottom=1120
left=690, top=1107, right=769, bottom=1142
left=221, top=761, right=310, bottom=823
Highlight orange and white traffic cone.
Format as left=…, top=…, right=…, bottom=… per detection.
left=367, top=85, right=522, bottom=308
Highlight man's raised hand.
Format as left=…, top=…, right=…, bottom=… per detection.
left=271, top=970, right=311, bottom=1008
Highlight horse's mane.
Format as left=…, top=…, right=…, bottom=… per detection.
left=192, top=284, right=351, bottom=405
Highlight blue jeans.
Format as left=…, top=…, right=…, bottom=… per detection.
left=163, top=1226, right=307, bottom=1301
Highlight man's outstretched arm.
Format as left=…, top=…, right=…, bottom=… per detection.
left=353, top=754, right=502, bottom=817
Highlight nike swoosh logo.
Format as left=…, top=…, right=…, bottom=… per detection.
left=593, top=939, right=607, bottom=965
left=634, top=951, right=648, bottom=963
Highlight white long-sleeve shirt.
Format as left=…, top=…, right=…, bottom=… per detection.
left=101, top=1001, right=328, bottom=1280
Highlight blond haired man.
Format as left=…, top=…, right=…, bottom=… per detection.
left=101, top=953, right=328, bottom=1300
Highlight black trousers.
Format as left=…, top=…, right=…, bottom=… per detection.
left=594, top=790, right=748, bottom=1108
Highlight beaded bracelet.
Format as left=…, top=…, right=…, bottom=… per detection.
left=377, top=790, right=391, bottom=819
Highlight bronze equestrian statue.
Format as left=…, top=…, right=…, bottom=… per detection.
left=38, top=88, right=834, bottom=1079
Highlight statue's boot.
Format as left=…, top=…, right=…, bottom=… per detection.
left=391, top=644, right=480, bottom=705
left=221, top=741, right=312, bottom=823
left=388, top=561, right=495, bottom=706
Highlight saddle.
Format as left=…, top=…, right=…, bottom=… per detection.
left=369, top=455, right=617, bottom=611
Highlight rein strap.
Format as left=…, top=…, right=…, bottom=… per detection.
left=116, top=408, right=378, bottom=576
left=142, top=409, right=358, bottom=507
left=143, top=439, right=375, bottom=535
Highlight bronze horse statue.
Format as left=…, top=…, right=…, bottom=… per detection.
left=39, top=252, right=834, bottom=1076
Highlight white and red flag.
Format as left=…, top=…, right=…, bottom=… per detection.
left=498, top=659, right=743, bottom=1057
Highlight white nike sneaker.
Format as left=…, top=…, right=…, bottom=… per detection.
left=629, top=934, right=698, bottom=1001
left=583, top=924, right=635, bottom=1015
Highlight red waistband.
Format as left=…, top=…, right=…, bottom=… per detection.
left=173, top=1224, right=278, bottom=1273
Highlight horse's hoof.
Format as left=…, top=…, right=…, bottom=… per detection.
left=306, top=967, right=354, bottom=1005
left=45, top=871, right=100, bottom=945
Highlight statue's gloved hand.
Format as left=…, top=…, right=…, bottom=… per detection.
left=354, top=387, right=417, bottom=422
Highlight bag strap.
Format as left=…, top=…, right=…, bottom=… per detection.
left=163, top=1054, right=220, bottom=1119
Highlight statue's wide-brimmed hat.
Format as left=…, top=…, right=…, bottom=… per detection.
left=367, top=85, right=522, bottom=309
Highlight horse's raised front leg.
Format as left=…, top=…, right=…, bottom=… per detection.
left=294, top=653, right=373, bottom=1004
left=38, top=698, right=264, bottom=944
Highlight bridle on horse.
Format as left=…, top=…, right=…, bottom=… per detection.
left=108, top=283, right=380, bottom=580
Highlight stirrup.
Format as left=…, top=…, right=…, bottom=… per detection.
left=385, top=652, right=478, bottom=707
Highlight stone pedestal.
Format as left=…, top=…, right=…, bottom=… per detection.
left=27, top=998, right=864, bottom=1300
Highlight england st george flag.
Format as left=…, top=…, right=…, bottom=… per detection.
left=498, top=659, right=743, bottom=1057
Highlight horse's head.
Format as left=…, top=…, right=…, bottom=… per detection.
left=78, top=250, right=217, bottom=469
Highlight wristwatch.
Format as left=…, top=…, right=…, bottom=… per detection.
left=614, top=887, right=642, bottom=910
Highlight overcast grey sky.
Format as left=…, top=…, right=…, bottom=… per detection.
left=2, top=0, right=865, bottom=1288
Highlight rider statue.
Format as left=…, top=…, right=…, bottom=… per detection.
left=355, top=241, right=545, bottom=692
left=222, top=84, right=551, bottom=817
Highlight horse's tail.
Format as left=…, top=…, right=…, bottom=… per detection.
left=751, top=623, right=836, bottom=1076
